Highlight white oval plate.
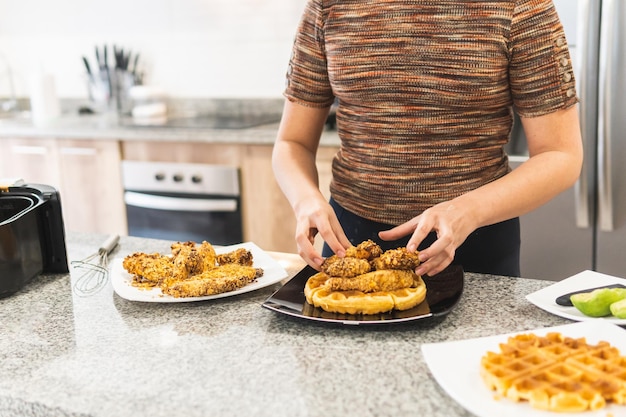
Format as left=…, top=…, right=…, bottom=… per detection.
left=525, top=270, right=626, bottom=324
left=110, top=242, right=288, bottom=302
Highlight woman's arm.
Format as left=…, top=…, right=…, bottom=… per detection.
left=272, top=100, right=352, bottom=268
left=380, top=105, right=583, bottom=277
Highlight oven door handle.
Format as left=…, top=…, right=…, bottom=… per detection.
left=124, top=191, right=238, bottom=212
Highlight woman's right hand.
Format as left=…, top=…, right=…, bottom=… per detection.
left=293, top=195, right=351, bottom=270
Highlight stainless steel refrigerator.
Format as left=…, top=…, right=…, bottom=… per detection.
left=507, top=0, right=626, bottom=281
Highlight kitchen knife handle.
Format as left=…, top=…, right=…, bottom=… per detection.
left=573, top=0, right=599, bottom=229
left=597, top=0, right=615, bottom=232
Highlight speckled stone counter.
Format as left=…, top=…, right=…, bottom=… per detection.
left=0, top=110, right=340, bottom=147
left=0, top=232, right=570, bottom=417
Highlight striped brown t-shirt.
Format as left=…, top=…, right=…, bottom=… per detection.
left=284, top=0, right=578, bottom=225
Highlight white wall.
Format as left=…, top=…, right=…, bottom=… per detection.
left=553, top=0, right=578, bottom=47
left=0, top=0, right=308, bottom=100
left=0, top=0, right=578, bottom=102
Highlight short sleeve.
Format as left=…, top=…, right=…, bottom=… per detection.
left=283, top=0, right=335, bottom=108
left=509, top=0, right=578, bottom=117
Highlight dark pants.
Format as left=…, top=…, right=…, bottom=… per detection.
left=322, top=198, right=521, bottom=277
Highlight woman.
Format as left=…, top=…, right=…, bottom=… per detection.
left=272, top=0, right=583, bottom=277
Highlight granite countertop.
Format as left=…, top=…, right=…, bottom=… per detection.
left=0, top=232, right=570, bottom=417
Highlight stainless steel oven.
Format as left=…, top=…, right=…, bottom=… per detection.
left=121, top=160, right=243, bottom=245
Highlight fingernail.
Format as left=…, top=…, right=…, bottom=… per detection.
left=407, top=243, right=416, bottom=252
left=314, top=257, right=324, bottom=266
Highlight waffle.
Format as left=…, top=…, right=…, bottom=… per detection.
left=304, top=272, right=426, bottom=315
left=480, top=332, right=626, bottom=412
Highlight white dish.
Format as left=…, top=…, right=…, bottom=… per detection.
left=525, top=270, right=626, bottom=324
left=421, top=321, right=626, bottom=417
left=110, top=242, right=288, bottom=302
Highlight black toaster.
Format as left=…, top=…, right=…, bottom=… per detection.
left=0, top=180, right=69, bottom=298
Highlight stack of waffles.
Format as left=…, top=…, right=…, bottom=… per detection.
left=480, top=332, right=626, bottom=412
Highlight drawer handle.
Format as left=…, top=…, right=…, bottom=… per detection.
left=124, top=191, right=238, bottom=212
left=12, top=145, right=47, bottom=155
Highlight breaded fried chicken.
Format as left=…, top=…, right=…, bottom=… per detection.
left=123, top=241, right=265, bottom=298
left=373, top=247, right=420, bottom=271
left=345, top=239, right=383, bottom=260
left=170, top=240, right=217, bottom=274
left=170, top=243, right=201, bottom=282
left=325, top=269, right=417, bottom=293
left=162, top=264, right=262, bottom=298
left=171, top=241, right=191, bottom=254
left=122, top=252, right=174, bottom=286
left=197, top=241, right=217, bottom=272
left=217, top=248, right=253, bottom=266
left=321, top=256, right=372, bottom=278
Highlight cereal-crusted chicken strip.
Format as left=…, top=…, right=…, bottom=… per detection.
left=321, top=256, right=372, bottom=278
left=169, top=242, right=201, bottom=283
left=171, top=241, right=217, bottom=274
left=162, top=264, right=263, bottom=298
left=325, top=269, right=417, bottom=293
left=122, top=252, right=174, bottom=286
left=345, top=239, right=383, bottom=260
left=217, top=248, right=253, bottom=266
left=372, top=247, right=420, bottom=271
left=170, top=241, right=197, bottom=257
left=196, top=241, right=217, bottom=272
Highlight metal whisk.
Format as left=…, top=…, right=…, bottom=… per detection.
left=71, top=234, right=120, bottom=296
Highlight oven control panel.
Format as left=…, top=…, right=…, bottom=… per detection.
left=122, top=161, right=240, bottom=196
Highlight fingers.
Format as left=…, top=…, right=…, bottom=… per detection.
left=378, top=216, right=428, bottom=252
left=294, top=201, right=351, bottom=270
left=380, top=206, right=463, bottom=277
left=319, top=215, right=351, bottom=256
left=295, top=223, right=323, bottom=270
left=414, top=234, right=455, bottom=277
left=378, top=221, right=415, bottom=242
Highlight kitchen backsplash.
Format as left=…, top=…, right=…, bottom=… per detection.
left=0, top=0, right=575, bottom=104
left=0, top=0, right=308, bottom=101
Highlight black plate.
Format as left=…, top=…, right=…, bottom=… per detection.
left=262, top=265, right=464, bottom=325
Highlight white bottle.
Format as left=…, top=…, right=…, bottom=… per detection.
left=29, top=67, right=61, bottom=126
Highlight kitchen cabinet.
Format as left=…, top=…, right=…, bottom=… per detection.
left=122, top=141, right=339, bottom=253
left=0, top=137, right=62, bottom=187
left=0, top=137, right=127, bottom=236
left=122, top=141, right=244, bottom=165
left=56, top=139, right=127, bottom=235
left=241, top=144, right=338, bottom=253
left=241, top=145, right=297, bottom=252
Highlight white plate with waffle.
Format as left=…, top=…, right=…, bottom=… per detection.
left=422, top=321, right=626, bottom=417
left=525, top=270, right=626, bottom=324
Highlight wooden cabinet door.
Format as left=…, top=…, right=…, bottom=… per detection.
left=57, top=139, right=127, bottom=235
left=241, top=145, right=297, bottom=253
left=0, top=137, right=61, bottom=187
left=241, top=145, right=339, bottom=253
left=122, top=141, right=244, bottom=165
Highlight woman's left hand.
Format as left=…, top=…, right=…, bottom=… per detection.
left=378, top=201, right=475, bottom=277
